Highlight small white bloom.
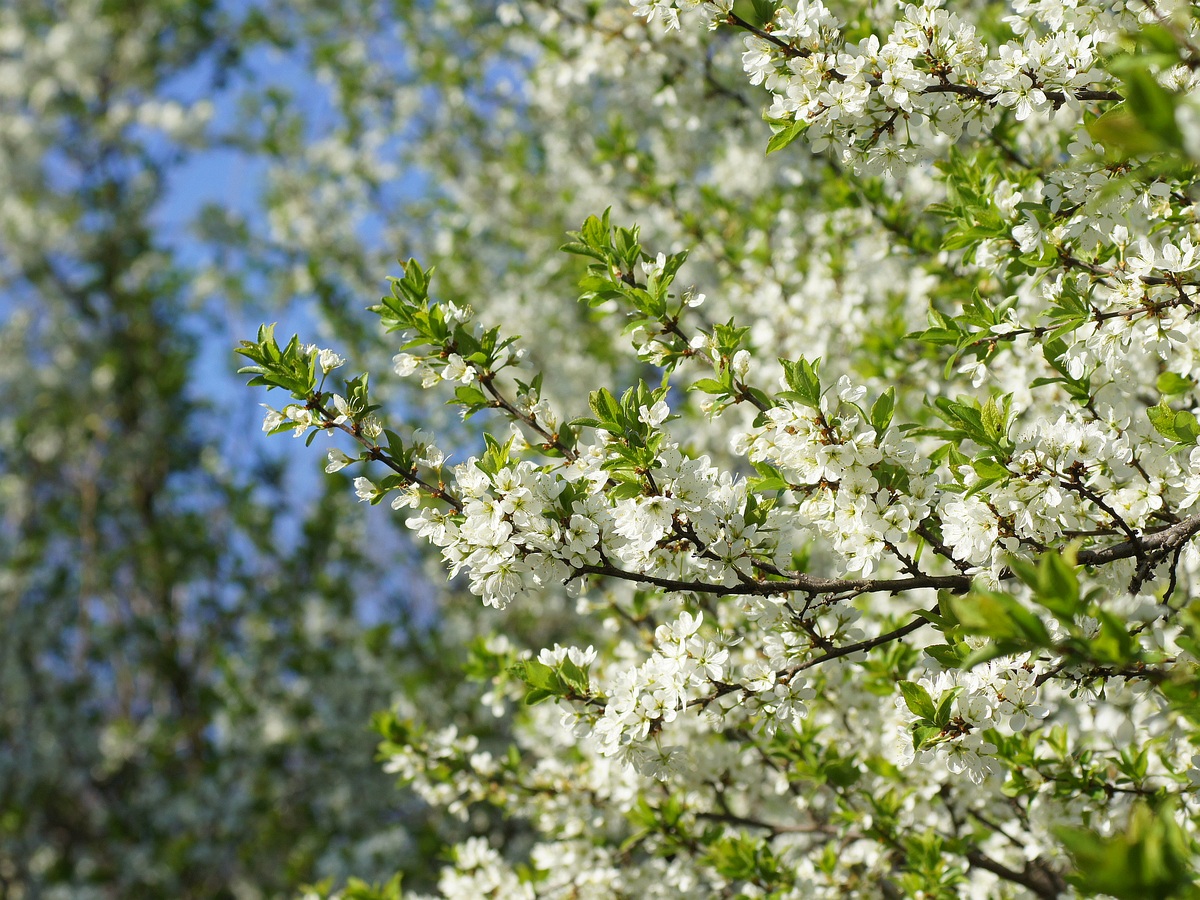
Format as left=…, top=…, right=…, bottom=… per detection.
left=390, top=484, right=422, bottom=509
left=317, top=348, right=345, bottom=373
left=360, top=416, right=383, bottom=439
left=639, top=399, right=670, bottom=427
left=836, top=375, right=865, bottom=403
left=641, top=251, right=667, bottom=279
left=353, top=476, right=377, bottom=502
left=261, top=405, right=285, bottom=433
left=731, top=349, right=751, bottom=380
left=743, top=659, right=777, bottom=693
left=283, top=405, right=315, bottom=437
left=325, top=448, right=353, bottom=473
left=442, top=353, right=475, bottom=384
left=393, top=353, right=420, bottom=377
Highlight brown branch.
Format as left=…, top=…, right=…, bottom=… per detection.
left=966, top=849, right=1067, bottom=900
left=572, top=512, right=1200, bottom=711
left=721, top=14, right=1122, bottom=115
left=726, top=13, right=807, bottom=59
left=572, top=512, right=1200, bottom=600
left=922, top=82, right=1121, bottom=108
left=958, top=287, right=1198, bottom=355
left=311, top=397, right=465, bottom=513
left=694, top=809, right=833, bottom=837
left=693, top=608, right=935, bottom=709
left=572, top=561, right=969, bottom=598
left=477, top=370, right=578, bottom=461
left=1076, top=512, right=1200, bottom=567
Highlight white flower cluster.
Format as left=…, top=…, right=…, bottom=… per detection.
left=407, top=429, right=759, bottom=610
left=637, top=0, right=1128, bottom=174
left=589, top=610, right=732, bottom=773
left=382, top=724, right=501, bottom=822
left=734, top=376, right=933, bottom=577
left=630, top=0, right=732, bottom=32
left=433, top=837, right=534, bottom=900
left=894, top=662, right=1049, bottom=785
left=945, top=409, right=1197, bottom=579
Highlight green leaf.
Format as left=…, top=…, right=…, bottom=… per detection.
left=559, top=240, right=607, bottom=262
left=1092, top=610, right=1139, bottom=664
left=1010, top=549, right=1082, bottom=622
left=452, top=384, right=488, bottom=411
left=924, top=643, right=968, bottom=669
left=690, top=377, right=729, bottom=395
left=1115, top=58, right=1183, bottom=143
left=1138, top=23, right=1180, bottom=55
left=779, top=356, right=822, bottom=408
left=588, top=387, right=622, bottom=429
left=971, top=458, right=1010, bottom=482
left=581, top=212, right=610, bottom=249
left=1088, top=106, right=1167, bottom=157
left=1157, top=372, right=1194, bottom=396
left=898, top=680, right=936, bottom=721
left=1057, top=802, right=1196, bottom=900
left=870, top=387, right=895, bottom=432
left=1036, top=549, right=1081, bottom=619
left=911, top=724, right=941, bottom=750
left=703, top=833, right=777, bottom=881
left=980, top=395, right=1010, bottom=443
left=750, top=0, right=780, bottom=29
left=558, top=657, right=590, bottom=695
left=766, top=117, right=806, bottom=154
left=749, top=461, right=788, bottom=492
left=947, top=590, right=1051, bottom=648
left=932, top=686, right=962, bottom=728
left=1148, top=401, right=1200, bottom=445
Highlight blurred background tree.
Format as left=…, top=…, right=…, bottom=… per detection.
left=0, top=1, right=441, bottom=895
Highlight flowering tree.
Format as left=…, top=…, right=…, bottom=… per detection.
left=241, top=1, right=1200, bottom=897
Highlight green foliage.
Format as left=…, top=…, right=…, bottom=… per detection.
left=778, top=356, right=823, bottom=409
left=913, top=294, right=1021, bottom=378
left=896, top=832, right=967, bottom=899
left=1150, top=400, right=1200, bottom=446
left=301, top=875, right=406, bottom=900
left=1007, top=547, right=1083, bottom=623
left=936, top=547, right=1179, bottom=674
left=1090, top=40, right=1185, bottom=158
left=703, top=832, right=790, bottom=891
left=931, top=152, right=1015, bottom=259
left=900, top=681, right=965, bottom=751
left=765, top=115, right=808, bottom=155
left=236, top=323, right=319, bottom=396
left=508, top=656, right=594, bottom=706
left=1058, top=802, right=1198, bottom=899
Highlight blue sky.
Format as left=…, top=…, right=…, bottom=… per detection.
left=146, top=21, right=447, bottom=626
